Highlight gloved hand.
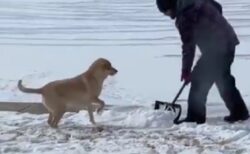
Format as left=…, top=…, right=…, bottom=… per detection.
left=181, top=70, right=191, bottom=84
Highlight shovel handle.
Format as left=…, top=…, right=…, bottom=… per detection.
left=171, top=82, right=187, bottom=105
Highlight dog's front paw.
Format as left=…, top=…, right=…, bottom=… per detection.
left=96, top=99, right=105, bottom=115
left=97, top=107, right=104, bottom=115
left=89, top=118, right=96, bottom=125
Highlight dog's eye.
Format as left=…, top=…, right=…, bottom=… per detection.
left=103, top=63, right=112, bottom=69
left=103, top=64, right=110, bottom=70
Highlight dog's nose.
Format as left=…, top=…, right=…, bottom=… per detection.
left=113, top=68, right=118, bottom=74
left=112, top=68, right=118, bottom=74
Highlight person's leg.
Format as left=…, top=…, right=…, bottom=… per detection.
left=215, top=48, right=249, bottom=122
left=216, top=74, right=249, bottom=122
left=185, top=57, right=215, bottom=124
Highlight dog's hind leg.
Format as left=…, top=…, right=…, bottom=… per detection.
left=51, top=112, right=64, bottom=128
left=50, top=108, right=65, bottom=128
left=42, top=98, right=55, bottom=127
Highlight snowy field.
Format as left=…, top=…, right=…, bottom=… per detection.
left=1, top=0, right=250, bottom=153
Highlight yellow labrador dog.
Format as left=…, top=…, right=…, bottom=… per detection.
left=18, top=58, right=117, bottom=128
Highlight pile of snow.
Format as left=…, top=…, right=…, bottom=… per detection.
left=1, top=108, right=250, bottom=154
left=99, top=107, right=176, bottom=128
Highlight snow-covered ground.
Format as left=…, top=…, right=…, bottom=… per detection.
left=0, top=0, right=250, bottom=153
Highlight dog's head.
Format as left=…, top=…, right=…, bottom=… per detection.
left=90, top=58, right=118, bottom=78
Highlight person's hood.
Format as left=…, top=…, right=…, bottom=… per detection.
left=176, top=0, right=201, bottom=15
left=176, top=0, right=196, bottom=12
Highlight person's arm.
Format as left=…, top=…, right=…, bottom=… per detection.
left=177, top=16, right=196, bottom=80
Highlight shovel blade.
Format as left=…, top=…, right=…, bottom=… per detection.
left=154, top=100, right=172, bottom=110
left=154, top=100, right=168, bottom=110
left=154, top=100, right=177, bottom=111
left=154, top=100, right=182, bottom=124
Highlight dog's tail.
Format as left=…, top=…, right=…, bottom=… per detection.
left=17, top=80, right=43, bottom=94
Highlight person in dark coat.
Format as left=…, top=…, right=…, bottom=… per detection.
left=156, top=0, right=249, bottom=124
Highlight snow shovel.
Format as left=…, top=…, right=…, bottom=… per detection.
left=154, top=82, right=187, bottom=124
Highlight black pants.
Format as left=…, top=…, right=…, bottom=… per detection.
left=187, top=48, right=249, bottom=122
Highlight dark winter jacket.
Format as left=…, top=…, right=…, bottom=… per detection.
left=175, top=0, right=239, bottom=73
